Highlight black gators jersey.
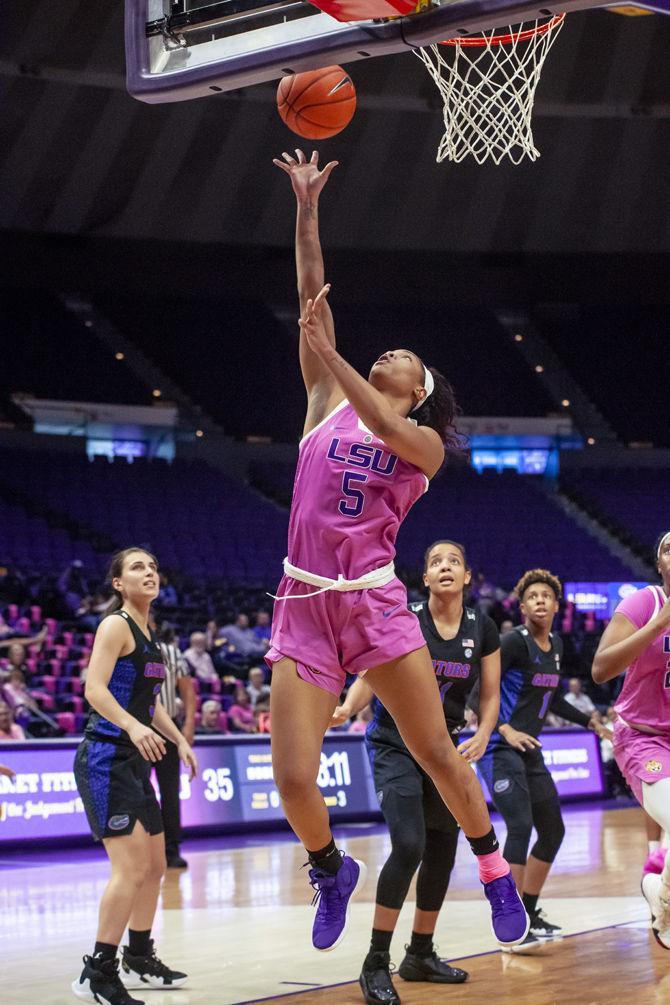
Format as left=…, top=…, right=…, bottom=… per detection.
left=487, top=625, right=590, bottom=748
left=85, top=610, right=166, bottom=746
left=370, top=602, right=499, bottom=737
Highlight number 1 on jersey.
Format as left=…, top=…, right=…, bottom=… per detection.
left=539, top=690, right=552, bottom=721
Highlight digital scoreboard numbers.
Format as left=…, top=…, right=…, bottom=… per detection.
left=235, top=738, right=376, bottom=822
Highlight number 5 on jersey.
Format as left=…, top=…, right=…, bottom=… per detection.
left=339, top=471, right=368, bottom=517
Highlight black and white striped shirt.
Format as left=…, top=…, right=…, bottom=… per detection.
left=159, top=642, right=190, bottom=719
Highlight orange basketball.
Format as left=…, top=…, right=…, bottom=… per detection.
left=276, top=66, right=356, bottom=140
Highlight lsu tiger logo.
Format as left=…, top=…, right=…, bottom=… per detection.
left=645, top=760, right=663, bottom=774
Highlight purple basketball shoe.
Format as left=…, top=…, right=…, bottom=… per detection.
left=483, top=872, right=529, bottom=948
left=309, top=854, right=367, bottom=951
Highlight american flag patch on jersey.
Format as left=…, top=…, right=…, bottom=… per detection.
left=462, top=639, right=474, bottom=648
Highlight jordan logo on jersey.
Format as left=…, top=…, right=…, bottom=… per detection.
left=327, top=438, right=398, bottom=476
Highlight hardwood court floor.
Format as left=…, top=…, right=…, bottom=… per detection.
left=3, top=805, right=670, bottom=1005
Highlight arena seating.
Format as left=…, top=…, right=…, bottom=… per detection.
left=0, top=448, right=288, bottom=584
left=0, top=497, right=98, bottom=572
left=560, top=467, right=669, bottom=557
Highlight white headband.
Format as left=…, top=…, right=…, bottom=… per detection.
left=658, top=532, right=670, bottom=559
left=411, top=366, right=435, bottom=413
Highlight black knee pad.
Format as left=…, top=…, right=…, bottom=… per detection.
left=416, top=827, right=458, bottom=912
left=530, top=796, right=565, bottom=864
left=375, top=788, right=426, bottom=910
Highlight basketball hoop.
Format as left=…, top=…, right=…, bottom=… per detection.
left=416, top=15, right=565, bottom=165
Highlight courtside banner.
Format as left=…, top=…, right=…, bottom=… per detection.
left=0, top=730, right=602, bottom=845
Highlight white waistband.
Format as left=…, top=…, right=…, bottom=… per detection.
left=269, top=558, right=396, bottom=602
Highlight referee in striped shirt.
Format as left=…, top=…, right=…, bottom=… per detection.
left=155, top=622, right=196, bottom=869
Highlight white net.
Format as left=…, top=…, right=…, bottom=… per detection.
left=416, top=15, right=565, bottom=165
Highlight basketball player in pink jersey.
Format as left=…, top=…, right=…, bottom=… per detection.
left=269, top=148, right=528, bottom=958
left=593, top=531, right=670, bottom=948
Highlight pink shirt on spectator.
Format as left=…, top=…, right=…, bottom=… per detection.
left=229, top=704, right=255, bottom=729
left=614, top=584, right=670, bottom=734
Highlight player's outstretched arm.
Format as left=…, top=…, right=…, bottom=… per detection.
left=299, top=287, right=444, bottom=479
left=592, top=599, right=670, bottom=683
left=273, top=150, right=342, bottom=425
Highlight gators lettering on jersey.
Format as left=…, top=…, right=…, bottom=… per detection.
left=487, top=625, right=589, bottom=749
left=370, top=602, right=499, bottom=737
left=85, top=610, right=165, bottom=746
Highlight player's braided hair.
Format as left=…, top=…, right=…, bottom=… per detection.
left=515, top=568, right=562, bottom=602
left=411, top=365, right=466, bottom=456
left=104, top=546, right=158, bottom=614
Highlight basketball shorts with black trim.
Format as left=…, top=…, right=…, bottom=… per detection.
left=74, top=738, right=164, bottom=841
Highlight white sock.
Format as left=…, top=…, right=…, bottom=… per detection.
left=649, top=841, right=660, bottom=854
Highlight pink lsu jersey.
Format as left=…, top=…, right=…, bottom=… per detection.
left=614, top=584, right=670, bottom=733
left=286, top=400, right=429, bottom=580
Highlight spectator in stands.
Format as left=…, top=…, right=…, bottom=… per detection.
left=74, top=595, right=102, bottom=632
left=247, top=666, right=271, bottom=707
left=196, top=699, right=225, bottom=734
left=564, top=677, right=597, bottom=717
left=500, top=619, right=515, bottom=635
left=2, top=668, right=59, bottom=737
left=204, top=619, right=240, bottom=674
left=252, top=611, right=272, bottom=649
left=219, top=613, right=267, bottom=661
left=0, top=613, right=14, bottom=641
left=57, top=559, right=89, bottom=616
left=183, top=631, right=219, bottom=684
left=3, top=668, right=42, bottom=716
left=158, top=573, right=179, bottom=608
left=228, top=684, right=257, bottom=734
left=4, top=644, right=29, bottom=680
left=0, top=701, right=25, bottom=741
left=348, top=705, right=373, bottom=734
left=472, top=572, right=497, bottom=616
left=0, top=630, right=48, bottom=678
left=254, top=700, right=271, bottom=734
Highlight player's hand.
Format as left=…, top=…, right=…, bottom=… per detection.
left=330, top=705, right=352, bottom=728
left=299, top=285, right=331, bottom=356
left=0, top=764, right=15, bottom=780
left=657, top=592, right=670, bottom=629
left=589, top=714, right=614, bottom=742
left=457, top=729, right=490, bottom=763
left=128, top=722, right=167, bottom=762
left=178, top=740, right=198, bottom=780
left=272, top=149, right=338, bottom=202
left=500, top=726, right=541, bottom=752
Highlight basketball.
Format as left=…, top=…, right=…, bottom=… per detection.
left=276, top=65, right=356, bottom=140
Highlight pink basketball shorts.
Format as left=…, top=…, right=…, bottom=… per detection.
left=265, top=575, right=426, bottom=697
left=613, top=719, right=670, bottom=805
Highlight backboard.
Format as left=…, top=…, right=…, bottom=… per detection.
left=125, top=0, right=669, bottom=102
